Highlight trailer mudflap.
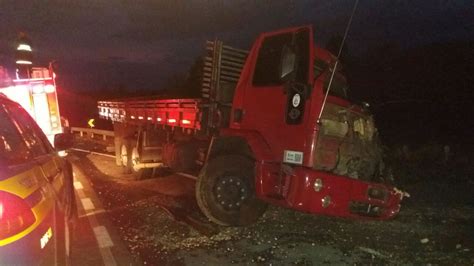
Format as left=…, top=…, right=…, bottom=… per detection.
left=256, top=162, right=402, bottom=220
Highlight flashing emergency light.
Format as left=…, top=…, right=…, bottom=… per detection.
left=16, top=60, right=32, bottom=65
left=31, top=84, right=55, bottom=94
left=44, top=84, right=55, bottom=93
left=17, top=44, right=32, bottom=52
left=32, top=84, right=44, bottom=94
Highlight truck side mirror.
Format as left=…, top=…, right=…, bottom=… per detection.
left=280, top=45, right=296, bottom=81
left=54, top=133, right=73, bottom=151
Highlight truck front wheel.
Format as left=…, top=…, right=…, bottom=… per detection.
left=196, top=155, right=267, bottom=226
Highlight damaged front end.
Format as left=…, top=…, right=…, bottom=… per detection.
left=256, top=99, right=406, bottom=220
left=313, top=101, right=387, bottom=182
left=257, top=163, right=404, bottom=220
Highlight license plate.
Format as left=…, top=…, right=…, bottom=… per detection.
left=283, top=150, right=303, bottom=165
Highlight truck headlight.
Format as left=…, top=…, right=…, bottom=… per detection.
left=322, top=195, right=331, bottom=208
left=313, top=178, right=323, bottom=192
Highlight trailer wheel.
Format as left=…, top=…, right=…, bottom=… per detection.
left=120, top=142, right=132, bottom=174
left=131, top=147, right=141, bottom=172
left=131, top=147, right=153, bottom=180
left=196, top=155, right=267, bottom=226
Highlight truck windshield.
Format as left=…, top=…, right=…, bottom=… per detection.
left=314, top=59, right=349, bottom=99
left=323, top=73, right=349, bottom=99
left=314, top=58, right=328, bottom=80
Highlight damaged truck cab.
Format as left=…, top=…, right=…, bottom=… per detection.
left=211, top=25, right=401, bottom=223
left=99, top=25, right=403, bottom=226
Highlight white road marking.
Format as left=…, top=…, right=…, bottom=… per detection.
left=80, top=198, right=95, bottom=211
left=72, top=148, right=116, bottom=159
left=176, top=172, right=198, bottom=180
left=74, top=181, right=84, bottom=190
left=75, top=185, right=87, bottom=198
left=78, top=209, right=106, bottom=218
left=72, top=162, right=118, bottom=265
left=100, top=248, right=118, bottom=266
left=93, top=226, right=114, bottom=248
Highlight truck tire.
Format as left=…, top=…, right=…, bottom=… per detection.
left=121, top=142, right=133, bottom=174
left=55, top=161, right=75, bottom=265
left=167, top=142, right=198, bottom=172
left=196, top=155, right=267, bottom=226
left=114, top=136, right=123, bottom=166
left=131, top=147, right=153, bottom=180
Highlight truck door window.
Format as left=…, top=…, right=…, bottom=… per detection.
left=294, top=29, right=310, bottom=84
left=253, top=33, right=292, bottom=86
left=253, top=30, right=310, bottom=87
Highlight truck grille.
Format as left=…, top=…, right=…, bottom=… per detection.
left=367, top=187, right=388, bottom=201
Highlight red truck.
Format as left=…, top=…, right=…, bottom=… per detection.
left=98, top=25, right=403, bottom=226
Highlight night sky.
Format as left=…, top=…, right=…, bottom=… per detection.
left=0, top=0, right=473, bottom=145
left=1, top=1, right=472, bottom=85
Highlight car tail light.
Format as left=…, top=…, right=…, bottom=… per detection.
left=0, top=191, right=36, bottom=240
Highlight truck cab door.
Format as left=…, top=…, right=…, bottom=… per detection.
left=231, top=26, right=314, bottom=163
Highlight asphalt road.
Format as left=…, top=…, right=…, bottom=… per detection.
left=70, top=155, right=136, bottom=265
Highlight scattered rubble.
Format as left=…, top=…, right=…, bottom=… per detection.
left=420, top=238, right=430, bottom=244
left=71, top=151, right=474, bottom=265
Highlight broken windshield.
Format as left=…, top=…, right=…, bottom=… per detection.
left=314, top=58, right=349, bottom=99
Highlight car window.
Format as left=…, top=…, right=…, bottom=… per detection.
left=4, top=103, right=52, bottom=159
left=0, top=104, right=31, bottom=166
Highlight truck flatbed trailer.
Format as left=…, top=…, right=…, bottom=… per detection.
left=99, top=98, right=202, bottom=129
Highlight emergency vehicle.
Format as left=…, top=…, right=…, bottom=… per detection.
left=0, top=66, right=62, bottom=144
left=0, top=94, right=75, bottom=264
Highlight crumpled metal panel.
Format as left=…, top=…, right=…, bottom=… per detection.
left=314, top=103, right=382, bottom=181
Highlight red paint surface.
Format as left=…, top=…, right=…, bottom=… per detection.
left=255, top=162, right=401, bottom=219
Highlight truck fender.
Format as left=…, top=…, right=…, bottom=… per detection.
left=208, top=128, right=274, bottom=162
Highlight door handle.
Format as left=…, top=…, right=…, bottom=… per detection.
left=45, top=168, right=62, bottom=183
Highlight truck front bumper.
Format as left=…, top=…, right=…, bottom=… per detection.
left=256, top=162, right=403, bottom=220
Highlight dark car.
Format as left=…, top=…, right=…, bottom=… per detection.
left=0, top=93, right=76, bottom=265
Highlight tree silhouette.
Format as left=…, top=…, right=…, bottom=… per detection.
left=162, top=56, right=204, bottom=98
left=183, top=56, right=204, bottom=97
